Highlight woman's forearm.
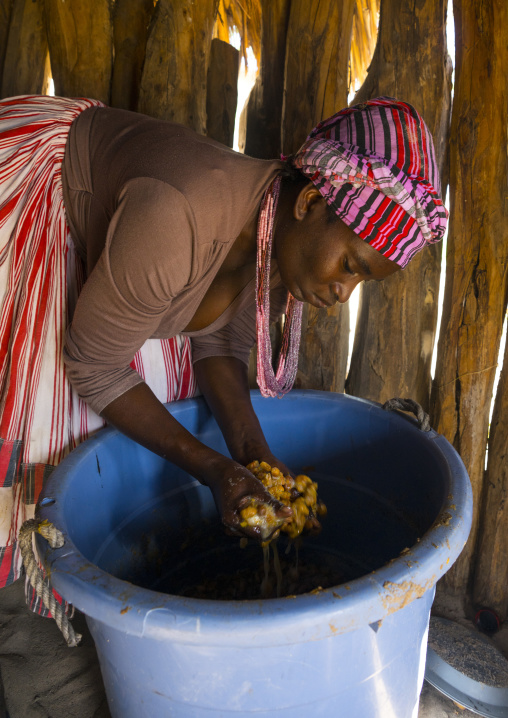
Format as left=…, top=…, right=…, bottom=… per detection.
left=100, top=381, right=229, bottom=485
left=193, top=355, right=271, bottom=465
left=100, top=377, right=291, bottom=537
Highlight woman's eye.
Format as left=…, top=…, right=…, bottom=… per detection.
left=344, top=258, right=355, bottom=275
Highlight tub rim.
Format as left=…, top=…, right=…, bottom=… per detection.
left=36, top=390, right=472, bottom=646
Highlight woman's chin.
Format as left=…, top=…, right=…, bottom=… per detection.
left=285, top=282, right=304, bottom=303
left=285, top=283, right=325, bottom=309
left=300, top=290, right=333, bottom=309
left=289, top=288, right=315, bottom=306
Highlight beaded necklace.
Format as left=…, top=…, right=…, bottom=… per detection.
left=256, top=175, right=303, bottom=398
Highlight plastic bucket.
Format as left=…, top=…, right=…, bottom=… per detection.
left=37, top=390, right=472, bottom=718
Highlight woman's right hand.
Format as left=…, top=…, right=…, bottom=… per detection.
left=100, top=383, right=292, bottom=540
left=205, top=458, right=292, bottom=540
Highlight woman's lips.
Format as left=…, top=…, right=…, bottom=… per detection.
left=312, top=293, right=333, bottom=308
left=292, top=288, right=334, bottom=308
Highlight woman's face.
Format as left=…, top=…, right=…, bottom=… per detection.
left=273, top=185, right=399, bottom=308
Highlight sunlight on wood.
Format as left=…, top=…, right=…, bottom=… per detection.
left=348, top=0, right=380, bottom=101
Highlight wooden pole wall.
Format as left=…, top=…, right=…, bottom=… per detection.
left=1, top=0, right=508, bottom=614
left=346, top=0, right=452, bottom=410
left=283, top=0, right=355, bottom=394
left=243, top=0, right=291, bottom=159
left=474, top=332, right=508, bottom=618
left=45, top=0, right=112, bottom=103
left=0, top=0, right=14, bottom=86
left=1, top=0, right=47, bottom=97
left=431, top=0, right=508, bottom=598
left=206, top=38, right=239, bottom=147
left=111, top=0, right=155, bottom=111
left=138, top=0, right=218, bottom=132
left=282, top=0, right=354, bottom=155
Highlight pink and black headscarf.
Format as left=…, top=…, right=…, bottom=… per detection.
left=291, top=97, right=448, bottom=268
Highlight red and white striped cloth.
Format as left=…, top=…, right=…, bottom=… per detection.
left=0, top=95, right=196, bottom=612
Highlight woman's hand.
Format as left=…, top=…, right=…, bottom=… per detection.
left=205, top=457, right=292, bottom=540
left=101, top=381, right=293, bottom=541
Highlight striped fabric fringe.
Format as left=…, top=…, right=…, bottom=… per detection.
left=0, top=95, right=196, bottom=614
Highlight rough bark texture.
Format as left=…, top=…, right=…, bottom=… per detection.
left=1, top=0, right=47, bottom=97
left=431, top=0, right=508, bottom=597
left=474, top=331, right=508, bottom=618
left=45, top=0, right=112, bottom=103
left=283, top=0, right=355, bottom=392
left=206, top=38, right=238, bottom=147
left=138, top=0, right=218, bottom=131
left=242, top=0, right=291, bottom=159
left=294, top=303, right=350, bottom=394
left=282, top=0, right=354, bottom=155
left=0, top=0, right=14, bottom=87
left=111, top=0, right=155, bottom=111
left=346, top=249, right=440, bottom=408
left=346, top=0, right=452, bottom=411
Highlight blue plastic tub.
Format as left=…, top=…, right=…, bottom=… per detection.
left=37, top=390, right=472, bottom=718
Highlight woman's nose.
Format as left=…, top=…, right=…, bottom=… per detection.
left=335, top=278, right=360, bottom=304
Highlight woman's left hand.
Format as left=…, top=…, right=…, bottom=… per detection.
left=204, top=456, right=292, bottom=540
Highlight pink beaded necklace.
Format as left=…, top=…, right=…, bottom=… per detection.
left=256, top=176, right=303, bottom=398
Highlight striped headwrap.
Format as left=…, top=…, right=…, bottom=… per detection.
left=291, top=97, right=448, bottom=268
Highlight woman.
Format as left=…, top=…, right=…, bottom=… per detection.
left=0, top=95, right=447, bottom=612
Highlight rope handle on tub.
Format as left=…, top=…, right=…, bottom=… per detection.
left=18, top=519, right=82, bottom=647
left=382, top=398, right=431, bottom=432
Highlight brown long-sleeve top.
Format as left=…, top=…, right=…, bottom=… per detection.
left=62, top=106, right=287, bottom=415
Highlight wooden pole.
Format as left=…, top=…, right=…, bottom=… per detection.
left=111, top=0, right=155, bottom=111
left=294, top=303, right=350, bottom=394
left=474, top=331, right=508, bottom=618
left=1, top=0, right=47, bottom=97
left=206, top=38, right=239, bottom=148
left=431, top=0, right=508, bottom=597
left=242, top=0, right=291, bottom=159
left=0, top=0, right=14, bottom=89
left=138, top=0, right=218, bottom=132
left=283, top=0, right=355, bottom=393
left=45, top=0, right=113, bottom=103
left=282, top=0, right=354, bottom=155
left=346, top=0, right=452, bottom=410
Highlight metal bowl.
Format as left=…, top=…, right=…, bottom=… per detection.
left=425, top=616, right=508, bottom=717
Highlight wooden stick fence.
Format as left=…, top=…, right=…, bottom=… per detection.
left=1, top=0, right=506, bottom=617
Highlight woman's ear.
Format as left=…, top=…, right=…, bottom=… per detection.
left=293, top=182, right=323, bottom=220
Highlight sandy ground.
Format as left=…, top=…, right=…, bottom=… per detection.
left=0, top=581, right=109, bottom=718
left=2, top=579, right=505, bottom=718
